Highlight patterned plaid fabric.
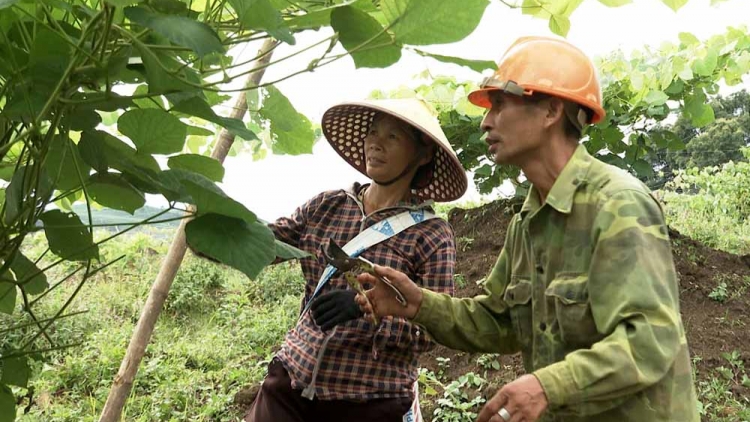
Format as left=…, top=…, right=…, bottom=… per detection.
left=268, top=182, right=456, bottom=401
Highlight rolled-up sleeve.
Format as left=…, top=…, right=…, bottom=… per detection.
left=413, top=217, right=521, bottom=354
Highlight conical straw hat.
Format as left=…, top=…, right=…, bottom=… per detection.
left=321, top=99, right=468, bottom=202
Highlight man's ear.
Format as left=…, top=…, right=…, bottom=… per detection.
left=545, top=97, right=566, bottom=130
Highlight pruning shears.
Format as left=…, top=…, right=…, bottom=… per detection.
left=321, top=239, right=409, bottom=308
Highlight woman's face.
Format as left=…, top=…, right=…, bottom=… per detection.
left=363, top=114, right=424, bottom=184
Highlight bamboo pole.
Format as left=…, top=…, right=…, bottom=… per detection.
left=98, top=38, right=278, bottom=422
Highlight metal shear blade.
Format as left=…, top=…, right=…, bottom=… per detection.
left=321, top=240, right=408, bottom=307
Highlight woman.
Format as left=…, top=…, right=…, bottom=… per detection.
left=245, top=98, right=468, bottom=422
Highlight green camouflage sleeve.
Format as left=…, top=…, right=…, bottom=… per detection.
left=534, top=189, right=683, bottom=411
left=412, top=216, right=520, bottom=354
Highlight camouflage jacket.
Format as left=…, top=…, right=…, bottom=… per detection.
left=413, top=145, right=699, bottom=421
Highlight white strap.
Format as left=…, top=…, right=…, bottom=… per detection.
left=302, top=209, right=437, bottom=316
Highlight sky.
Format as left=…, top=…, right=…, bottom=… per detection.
left=174, top=0, right=750, bottom=222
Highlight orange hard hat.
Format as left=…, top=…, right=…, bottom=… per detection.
left=468, top=36, right=606, bottom=125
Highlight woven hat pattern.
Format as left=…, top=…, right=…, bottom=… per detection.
left=321, top=100, right=468, bottom=202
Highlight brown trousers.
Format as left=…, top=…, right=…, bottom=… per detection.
left=244, top=358, right=412, bottom=422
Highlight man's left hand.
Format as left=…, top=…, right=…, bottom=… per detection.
left=478, top=374, right=549, bottom=422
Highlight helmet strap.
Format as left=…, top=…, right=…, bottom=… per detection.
left=563, top=102, right=587, bottom=134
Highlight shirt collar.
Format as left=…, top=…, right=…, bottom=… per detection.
left=346, top=182, right=433, bottom=211
left=520, top=144, right=593, bottom=216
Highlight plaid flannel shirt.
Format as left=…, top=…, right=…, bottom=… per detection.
left=268, top=182, right=456, bottom=401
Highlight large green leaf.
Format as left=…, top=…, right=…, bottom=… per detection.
left=549, top=14, right=571, bottom=37
left=13, top=25, right=75, bottom=118
left=331, top=6, right=401, bottom=69
left=644, top=90, right=669, bottom=106
left=381, top=0, right=488, bottom=46
left=550, top=0, right=584, bottom=16
left=597, top=0, right=631, bottom=6
left=661, top=0, right=688, bottom=12
left=2, top=88, right=47, bottom=121
left=40, top=210, right=99, bottom=261
left=412, top=49, right=495, bottom=73
left=45, top=135, right=91, bottom=191
left=125, top=7, right=223, bottom=58
left=10, top=252, right=48, bottom=295
left=1, top=356, right=29, bottom=388
left=228, top=0, right=294, bottom=44
left=69, top=92, right=135, bottom=112
left=0, top=41, right=25, bottom=78
left=132, top=84, right=166, bottom=110
left=134, top=44, right=202, bottom=95
left=275, top=240, right=311, bottom=260
left=78, top=131, right=110, bottom=174
left=0, top=282, right=16, bottom=315
left=689, top=103, right=715, bottom=128
left=178, top=175, right=256, bottom=223
left=259, top=86, right=315, bottom=155
left=286, top=1, right=362, bottom=30
left=2, top=166, right=51, bottom=225
left=186, top=126, right=213, bottom=136
left=673, top=56, right=694, bottom=81
left=678, top=32, right=700, bottom=46
left=87, top=173, right=146, bottom=214
left=685, top=91, right=716, bottom=128
left=167, top=154, right=224, bottom=182
left=0, top=164, right=14, bottom=182
left=286, top=11, right=329, bottom=31
left=118, top=109, right=187, bottom=154
left=631, top=159, right=654, bottom=178
left=78, top=130, right=161, bottom=174
left=105, top=0, right=142, bottom=6
left=28, top=26, right=71, bottom=88
left=172, top=97, right=257, bottom=141
left=149, top=0, right=193, bottom=14
left=62, top=108, right=102, bottom=131
left=3, top=167, right=27, bottom=225
left=185, top=214, right=275, bottom=279
left=693, top=49, right=719, bottom=76
left=0, top=385, right=15, bottom=422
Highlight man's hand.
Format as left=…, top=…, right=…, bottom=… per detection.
left=478, top=375, right=549, bottom=422
left=355, top=265, right=423, bottom=320
left=310, top=289, right=362, bottom=331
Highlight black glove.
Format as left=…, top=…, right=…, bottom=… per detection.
left=310, top=289, right=363, bottom=331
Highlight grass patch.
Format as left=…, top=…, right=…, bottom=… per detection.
left=7, top=234, right=303, bottom=422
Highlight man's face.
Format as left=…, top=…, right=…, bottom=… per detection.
left=481, top=91, right=547, bottom=166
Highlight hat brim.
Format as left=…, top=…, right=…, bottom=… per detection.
left=468, top=86, right=606, bottom=124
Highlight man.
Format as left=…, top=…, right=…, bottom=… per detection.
left=356, top=36, right=699, bottom=422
